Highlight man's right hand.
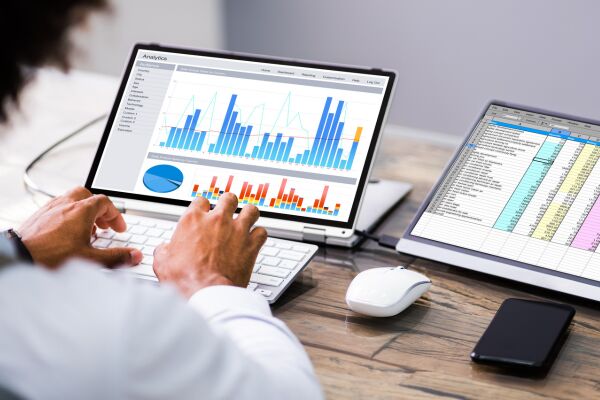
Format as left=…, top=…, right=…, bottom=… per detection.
left=153, top=193, right=267, bottom=298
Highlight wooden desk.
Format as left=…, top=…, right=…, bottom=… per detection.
left=2, top=70, right=599, bottom=400
left=275, top=136, right=600, bottom=400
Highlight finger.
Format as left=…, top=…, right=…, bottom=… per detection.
left=249, top=226, right=268, bottom=252
left=65, top=186, right=93, bottom=202
left=83, top=246, right=143, bottom=268
left=82, top=195, right=127, bottom=232
left=185, top=196, right=211, bottom=216
left=46, top=187, right=92, bottom=208
left=152, top=244, right=168, bottom=278
left=236, top=204, right=260, bottom=231
left=213, top=192, right=238, bottom=215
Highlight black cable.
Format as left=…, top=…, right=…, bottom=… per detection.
left=354, top=229, right=400, bottom=249
left=22, top=113, right=108, bottom=198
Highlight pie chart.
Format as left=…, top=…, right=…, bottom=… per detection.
left=143, top=164, right=184, bottom=193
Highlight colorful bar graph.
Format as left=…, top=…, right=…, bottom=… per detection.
left=190, top=175, right=342, bottom=216
left=158, top=94, right=364, bottom=171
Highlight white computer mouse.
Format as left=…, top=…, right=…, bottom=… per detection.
left=345, top=266, right=431, bottom=317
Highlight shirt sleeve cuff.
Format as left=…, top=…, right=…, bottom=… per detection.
left=188, top=285, right=272, bottom=320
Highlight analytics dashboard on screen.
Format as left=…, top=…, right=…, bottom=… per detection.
left=91, top=49, right=390, bottom=225
left=412, top=104, right=600, bottom=283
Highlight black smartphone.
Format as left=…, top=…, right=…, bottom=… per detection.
left=471, top=298, right=575, bottom=370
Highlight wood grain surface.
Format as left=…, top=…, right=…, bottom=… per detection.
left=273, top=135, right=600, bottom=399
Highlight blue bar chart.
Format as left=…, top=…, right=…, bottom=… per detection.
left=158, top=94, right=362, bottom=171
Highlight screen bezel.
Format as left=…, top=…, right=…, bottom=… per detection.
left=85, top=43, right=396, bottom=229
left=401, top=100, right=600, bottom=290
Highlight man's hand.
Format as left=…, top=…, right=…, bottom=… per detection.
left=19, top=187, right=143, bottom=268
left=154, top=193, right=267, bottom=298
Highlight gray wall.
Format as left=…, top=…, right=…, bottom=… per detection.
left=73, top=0, right=224, bottom=76
left=224, top=0, right=600, bottom=136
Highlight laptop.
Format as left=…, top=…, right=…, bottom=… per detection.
left=398, top=101, right=600, bottom=302
left=85, top=43, right=400, bottom=302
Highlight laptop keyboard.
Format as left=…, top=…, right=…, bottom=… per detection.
left=91, top=214, right=318, bottom=304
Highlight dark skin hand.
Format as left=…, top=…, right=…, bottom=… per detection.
left=19, top=187, right=143, bottom=268
left=154, top=193, right=268, bottom=298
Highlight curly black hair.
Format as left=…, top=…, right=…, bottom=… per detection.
left=0, top=0, right=107, bottom=122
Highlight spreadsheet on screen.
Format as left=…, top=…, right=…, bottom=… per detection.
left=412, top=104, right=600, bottom=282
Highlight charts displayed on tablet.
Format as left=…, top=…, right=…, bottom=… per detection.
left=412, top=104, right=600, bottom=281
left=91, top=49, right=390, bottom=223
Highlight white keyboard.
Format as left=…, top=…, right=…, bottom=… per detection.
left=91, top=214, right=318, bottom=304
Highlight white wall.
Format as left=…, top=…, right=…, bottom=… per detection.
left=73, top=0, right=225, bottom=76
left=224, top=0, right=600, bottom=136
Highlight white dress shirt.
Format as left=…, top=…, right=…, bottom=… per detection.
left=0, top=260, right=323, bottom=400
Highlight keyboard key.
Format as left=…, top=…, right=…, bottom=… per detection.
left=146, top=228, right=163, bottom=237
left=292, top=244, right=312, bottom=253
left=247, top=282, right=258, bottom=291
left=139, top=220, right=156, bottom=227
left=145, top=237, right=164, bottom=247
left=142, top=246, right=155, bottom=256
left=253, top=264, right=260, bottom=272
left=93, top=238, right=111, bottom=248
left=129, top=243, right=145, bottom=251
left=123, top=215, right=140, bottom=225
left=108, top=240, right=127, bottom=248
left=255, top=255, right=264, bottom=264
left=96, top=230, right=114, bottom=239
left=275, top=241, right=292, bottom=250
left=129, top=235, right=147, bottom=244
left=257, top=289, right=272, bottom=297
left=161, top=231, right=173, bottom=240
left=131, top=264, right=155, bottom=276
left=156, top=221, right=175, bottom=230
left=129, top=226, right=147, bottom=235
left=279, top=250, right=305, bottom=261
left=265, top=238, right=275, bottom=246
left=261, top=257, right=280, bottom=266
left=141, top=255, right=154, bottom=265
left=278, top=260, right=298, bottom=270
left=113, top=232, right=132, bottom=242
left=250, top=273, right=283, bottom=287
left=260, top=247, right=279, bottom=257
left=258, top=266, right=290, bottom=278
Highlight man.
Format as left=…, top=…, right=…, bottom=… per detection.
left=0, top=1, right=323, bottom=399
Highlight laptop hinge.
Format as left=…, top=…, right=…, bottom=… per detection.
left=302, top=227, right=326, bottom=243
left=113, top=201, right=126, bottom=213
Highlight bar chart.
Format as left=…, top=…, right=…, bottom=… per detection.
left=191, top=175, right=342, bottom=216
left=158, top=94, right=362, bottom=171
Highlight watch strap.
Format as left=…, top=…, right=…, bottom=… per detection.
left=0, top=229, right=33, bottom=264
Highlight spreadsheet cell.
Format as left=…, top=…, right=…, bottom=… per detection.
left=478, top=229, right=510, bottom=255
left=536, top=242, right=567, bottom=270
left=557, top=248, right=593, bottom=276
left=581, top=254, right=600, bottom=281
left=517, top=238, right=548, bottom=266
left=414, top=104, right=600, bottom=283
left=498, top=234, right=529, bottom=261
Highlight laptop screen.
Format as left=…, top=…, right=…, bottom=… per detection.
left=87, top=45, right=394, bottom=228
left=410, top=103, right=600, bottom=284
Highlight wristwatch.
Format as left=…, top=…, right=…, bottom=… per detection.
left=0, top=229, right=33, bottom=263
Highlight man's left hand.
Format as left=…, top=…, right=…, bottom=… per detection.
left=19, top=187, right=143, bottom=268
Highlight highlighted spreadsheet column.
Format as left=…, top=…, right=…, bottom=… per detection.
left=494, top=137, right=565, bottom=232
left=571, top=193, right=600, bottom=251
left=533, top=144, right=600, bottom=241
